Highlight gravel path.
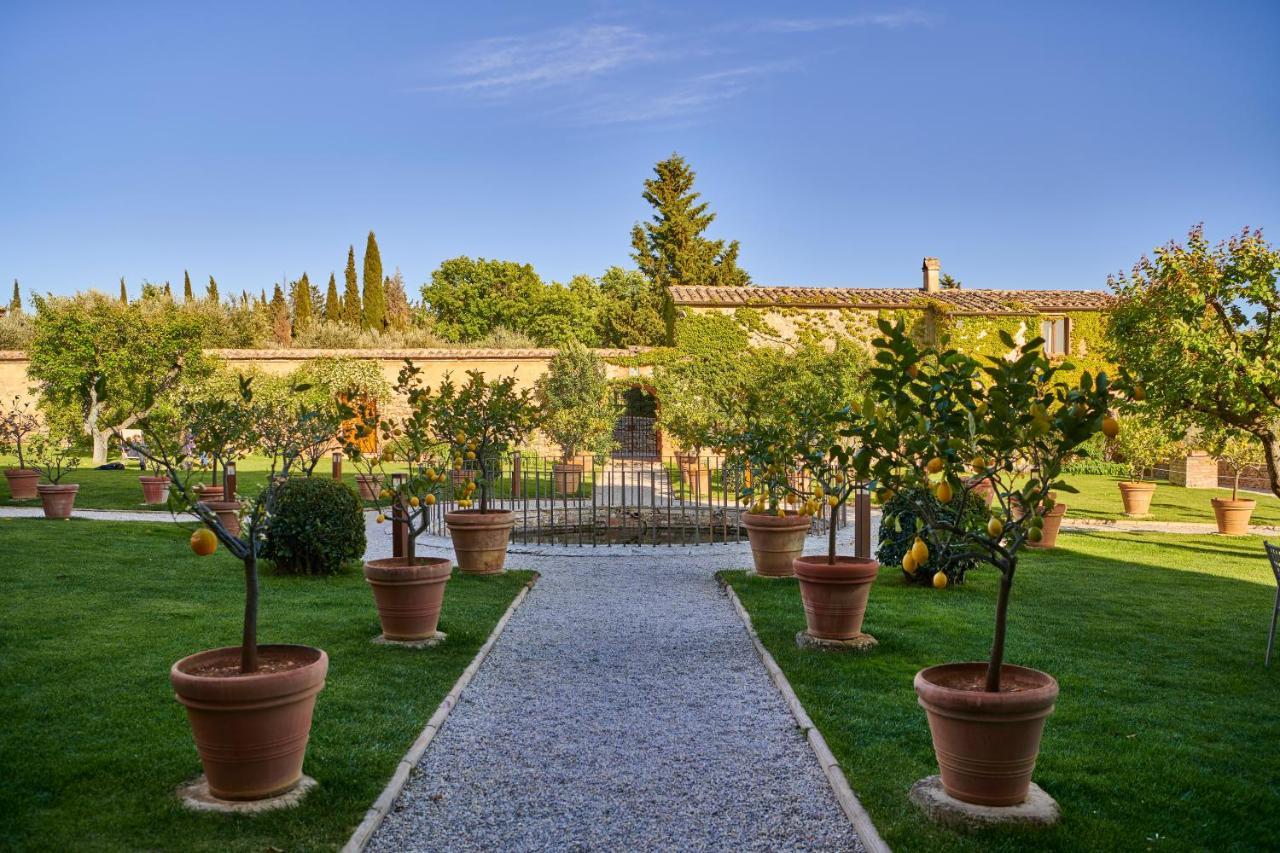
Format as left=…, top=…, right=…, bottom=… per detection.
left=364, top=520, right=866, bottom=853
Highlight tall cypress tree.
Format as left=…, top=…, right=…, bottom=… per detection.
left=9, top=280, right=21, bottom=314
left=292, top=272, right=314, bottom=331
left=324, top=273, right=340, bottom=323
left=183, top=270, right=194, bottom=302
left=119, top=277, right=128, bottom=304
left=163, top=281, right=173, bottom=299
left=362, top=231, right=386, bottom=331
left=270, top=284, right=292, bottom=346
left=342, top=246, right=361, bottom=326
left=630, top=154, right=750, bottom=289
left=207, top=276, right=219, bottom=304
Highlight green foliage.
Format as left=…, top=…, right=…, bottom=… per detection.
left=0, top=395, right=40, bottom=467
left=536, top=340, right=617, bottom=461
left=1111, top=406, right=1184, bottom=481
left=182, top=271, right=193, bottom=303
left=0, top=310, right=33, bottom=349
left=262, top=477, right=366, bottom=575
left=292, top=272, right=314, bottom=332
left=384, top=270, right=412, bottom=331
left=342, top=245, right=362, bottom=327
left=525, top=275, right=600, bottom=347
left=630, top=154, right=749, bottom=289
left=877, top=486, right=987, bottom=585
left=269, top=284, right=291, bottom=345
left=29, top=430, right=80, bottom=483
left=362, top=231, right=385, bottom=331
left=206, top=275, right=219, bottom=304
left=1205, top=425, right=1266, bottom=499
left=1108, top=224, right=1280, bottom=497
left=324, top=273, right=340, bottom=323
left=421, top=256, right=546, bottom=343
left=597, top=266, right=667, bottom=346
left=9, top=279, right=21, bottom=313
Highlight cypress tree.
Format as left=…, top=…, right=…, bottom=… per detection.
left=259, top=288, right=267, bottom=307
left=163, top=281, right=173, bottom=299
left=292, top=272, right=314, bottom=331
left=9, top=280, right=21, bottom=314
left=342, top=246, right=361, bottom=326
left=207, top=276, right=219, bottom=304
left=324, top=273, right=340, bottom=322
left=183, top=270, right=194, bottom=302
left=119, top=277, right=128, bottom=304
left=384, top=270, right=411, bottom=330
left=362, top=231, right=386, bottom=331
left=630, top=153, right=750, bottom=289
left=270, top=284, right=292, bottom=345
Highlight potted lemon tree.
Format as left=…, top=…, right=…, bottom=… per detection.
left=121, top=377, right=329, bottom=803
left=850, top=320, right=1115, bottom=809
left=1111, top=410, right=1183, bottom=516
left=29, top=430, right=81, bottom=518
left=1, top=395, right=41, bottom=500
left=728, top=415, right=813, bottom=578
left=1206, top=427, right=1263, bottom=535
left=535, top=341, right=616, bottom=496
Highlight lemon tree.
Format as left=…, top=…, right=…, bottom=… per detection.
left=789, top=401, right=868, bottom=564
left=848, top=318, right=1117, bottom=692
left=723, top=415, right=803, bottom=516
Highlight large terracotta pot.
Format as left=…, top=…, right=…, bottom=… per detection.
left=354, top=473, right=384, bottom=501
left=1118, top=481, right=1156, bottom=516
left=203, top=499, right=242, bottom=536
left=364, top=557, right=453, bottom=640
left=170, top=644, right=328, bottom=801
left=4, top=468, right=40, bottom=500
left=914, top=662, right=1058, bottom=807
left=1211, top=498, right=1256, bottom=535
left=445, top=509, right=514, bottom=574
left=139, top=475, right=170, bottom=505
left=552, top=462, right=583, bottom=497
left=36, top=483, right=78, bottom=519
left=1027, top=502, right=1067, bottom=549
left=741, top=511, right=812, bottom=577
left=194, top=482, right=226, bottom=502
left=794, top=555, right=879, bottom=640
left=675, top=453, right=710, bottom=499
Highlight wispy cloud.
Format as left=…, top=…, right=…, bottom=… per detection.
left=571, top=61, right=799, bottom=125
left=748, top=10, right=936, bottom=34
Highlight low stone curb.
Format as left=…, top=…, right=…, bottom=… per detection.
left=341, top=574, right=539, bottom=853
left=721, top=580, right=892, bottom=853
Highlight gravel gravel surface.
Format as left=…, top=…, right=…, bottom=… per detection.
left=364, top=521, right=866, bottom=853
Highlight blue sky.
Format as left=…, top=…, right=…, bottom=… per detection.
left=2, top=1, right=1277, bottom=299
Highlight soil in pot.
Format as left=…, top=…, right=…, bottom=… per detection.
left=139, top=475, right=170, bottom=505
left=445, top=509, right=514, bottom=574
left=914, top=662, right=1058, bottom=807
left=1118, top=481, right=1156, bottom=516
left=171, top=644, right=328, bottom=801
left=1027, top=503, right=1067, bottom=549
left=364, top=557, right=453, bottom=640
left=354, top=473, right=384, bottom=501
left=4, top=468, right=40, bottom=500
left=36, top=484, right=79, bottom=519
left=1211, top=498, right=1256, bottom=535
left=741, top=511, right=811, bottom=577
left=552, top=462, right=583, bottom=497
left=794, top=555, right=879, bottom=639
left=203, top=499, right=242, bottom=536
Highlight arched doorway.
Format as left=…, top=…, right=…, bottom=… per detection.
left=612, top=385, right=659, bottom=459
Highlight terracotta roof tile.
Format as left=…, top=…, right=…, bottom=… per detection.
left=669, top=285, right=1111, bottom=313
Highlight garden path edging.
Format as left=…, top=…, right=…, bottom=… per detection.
left=720, top=578, right=892, bottom=853
left=341, top=573, right=539, bottom=853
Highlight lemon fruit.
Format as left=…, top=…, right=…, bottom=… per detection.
left=911, top=536, right=929, bottom=564
left=902, top=552, right=917, bottom=574
left=189, top=528, right=217, bottom=557
left=987, top=516, right=1004, bottom=538
left=926, top=456, right=945, bottom=474
left=932, top=571, right=948, bottom=589
left=1102, top=416, right=1120, bottom=438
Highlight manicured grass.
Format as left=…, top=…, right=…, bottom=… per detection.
left=0, top=518, right=534, bottom=851
left=722, top=530, right=1280, bottom=852
left=1060, top=473, right=1280, bottom=525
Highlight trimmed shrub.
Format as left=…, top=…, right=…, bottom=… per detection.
left=263, top=477, right=366, bottom=575
left=877, top=486, right=988, bottom=585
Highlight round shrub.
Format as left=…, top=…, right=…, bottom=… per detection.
left=263, top=476, right=366, bottom=575
left=876, top=485, right=988, bottom=585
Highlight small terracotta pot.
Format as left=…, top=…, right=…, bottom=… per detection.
left=364, top=557, right=453, bottom=640
left=139, top=475, right=170, bottom=505
left=741, top=511, right=812, bottom=577
left=1211, top=498, right=1256, bottom=536
left=445, top=509, right=514, bottom=574
left=170, top=644, right=328, bottom=801
left=552, top=462, right=583, bottom=497
left=203, top=499, right=242, bottom=536
left=194, top=482, right=227, bottom=502
left=794, top=555, right=879, bottom=640
left=36, top=483, right=79, bottom=519
left=4, top=468, right=40, bottom=500
left=1118, top=481, right=1156, bottom=516
left=675, top=453, right=710, bottom=498
left=1027, top=502, right=1067, bottom=549
left=354, top=473, right=384, bottom=501
left=914, top=662, right=1058, bottom=807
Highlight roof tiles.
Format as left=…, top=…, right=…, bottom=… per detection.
left=669, top=285, right=1112, bottom=313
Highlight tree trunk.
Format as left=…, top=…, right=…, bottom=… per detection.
left=240, top=553, right=259, bottom=673
left=91, top=430, right=109, bottom=465
left=828, top=503, right=838, bottom=564
left=1261, top=429, right=1280, bottom=500
left=984, top=568, right=1014, bottom=692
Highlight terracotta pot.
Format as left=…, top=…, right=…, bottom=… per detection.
left=1211, top=497, right=1256, bottom=536
left=552, top=462, right=584, bottom=497
left=1118, top=481, right=1156, bottom=516
left=794, top=555, right=879, bottom=640
left=741, top=511, right=812, bottom=577
left=675, top=453, right=710, bottom=498
left=203, top=499, right=242, bottom=536
left=354, top=473, right=384, bottom=501
left=4, top=468, right=40, bottom=500
left=194, top=482, right=226, bottom=502
left=139, top=475, right=170, bottom=505
left=36, top=483, right=78, bottom=519
left=170, top=644, right=328, bottom=801
left=1027, top=502, right=1067, bottom=549
left=445, top=510, right=514, bottom=574
left=967, top=478, right=995, bottom=508
left=914, top=662, right=1058, bottom=807
left=364, top=557, right=453, bottom=640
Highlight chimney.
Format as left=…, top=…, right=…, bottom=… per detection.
left=921, top=257, right=941, bottom=293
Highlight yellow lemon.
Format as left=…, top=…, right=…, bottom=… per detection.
left=775, top=508, right=786, bottom=518
left=932, top=571, right=948, bottom=589
left=376, top=514, right=386, bottom=524
left=911, top=536, right=929, bottom=565
left=935, top=480, right=953, bottom=503
left=970, top=455, right=987, bottom=472
left=454, top=432, right=466, bottom=444
left=424, top=494, right=436, bottom=506
left=813, top=484, right=824, bottom=498
left=1102, top=416, right=1120, bottom=438
left=1133, top=385, right=1146, bottom=402
left=189, top=528, right=217, bottom=557
left=409, top=496, right=420, bottom=508
left=465, top=451, right=476, bottom=460
left=987, top=516, right=1004, bottom=538
left=902, top=552, right=917, bottom=574
left=926, top=456, right=945, bottom=474
left=827, top=495, right=839, bottom=508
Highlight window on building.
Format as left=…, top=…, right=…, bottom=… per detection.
left=1041, top=317, right=1069, bottom=356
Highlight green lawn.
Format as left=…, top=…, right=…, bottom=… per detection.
left=1060, top=473, right=1280, bottom=525
left=0, top=518, right=534, bottom=852
left=722, top=530, right=1280, bottom=852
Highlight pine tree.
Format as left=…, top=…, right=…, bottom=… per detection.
left=270, top=284, right=292, bottom=346
left=292, top=272, right=314, bottom=332
left=207, top=276, right=219, bottom=304
left=630, top=154, right=750, bottom=289
left=324, top=273, right=340, bottom=322
left=119, top=277, right=128, bottom=304
left=9, top=280, right=21, bottom=314
left=183, top=270, right=194, bottom=302
left=384, top=269, right=411, bottom=330
left=362, top=231, right=386, bottom=331
left=342, top=246, right=361, bottom=326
